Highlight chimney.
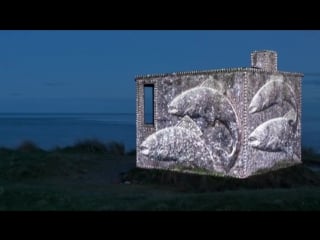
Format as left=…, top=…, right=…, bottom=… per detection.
left=251, top=50, right=277, bottom=71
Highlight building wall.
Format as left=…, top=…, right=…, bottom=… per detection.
left=245, top=71, right=302, bottom=176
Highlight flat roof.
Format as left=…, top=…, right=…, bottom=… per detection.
left=135, top=67, right=303, bottom=80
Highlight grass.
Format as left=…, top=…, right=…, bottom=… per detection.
left=1, top=179, right=320, bottom=211
left=123, top=164, right=320, bottom=192
left=0, top=139, right=133, bottom=181
left=0, top=141, right=320, bottom=210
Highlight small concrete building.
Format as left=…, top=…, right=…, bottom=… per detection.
left=135, top=50, right=303, bottom=178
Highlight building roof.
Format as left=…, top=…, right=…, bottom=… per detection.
left=135, top=67, right=303, bottom=80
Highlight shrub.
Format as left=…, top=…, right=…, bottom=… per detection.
left=71, top=139, right=108, bottom=153
left=16, top=140, right=43, bottom=152
left=62, top=139, right=125, bottom=156
left=105, top=141, right=125, bottom=156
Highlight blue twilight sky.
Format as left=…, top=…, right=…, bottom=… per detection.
left=0, top=30, right=319, bottom=113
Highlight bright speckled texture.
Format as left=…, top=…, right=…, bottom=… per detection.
left=136, top=51, right=302, bottom=178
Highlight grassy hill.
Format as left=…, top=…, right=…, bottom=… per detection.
left=0, top=140, right=320, bottom=210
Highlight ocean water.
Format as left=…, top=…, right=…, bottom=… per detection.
left=0, top=113, right=136, bottom=151
left=302, top=75, right=320, bottom=153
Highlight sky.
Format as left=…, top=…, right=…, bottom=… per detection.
left=0, top=30, right=319, bottom=113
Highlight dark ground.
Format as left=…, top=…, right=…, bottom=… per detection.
left=1, top=143, right=320, bottom=210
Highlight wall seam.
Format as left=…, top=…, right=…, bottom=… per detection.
left=243, top=71, right=249, bottom=176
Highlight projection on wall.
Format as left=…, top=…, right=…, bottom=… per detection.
left=135, top=50, right=303, bottom=178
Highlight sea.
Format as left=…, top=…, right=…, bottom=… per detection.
left=0, top=103, right=318, bottom=153
left=302, top=75, right=320, bottom=153
left=0, top=113, right=136, bottom=152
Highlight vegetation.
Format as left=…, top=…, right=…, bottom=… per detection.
left=0, top=142, right=320, bottom=210
left=57, top=139, right=126, bottom=155
left=16, top=140, right=44, bottom=153
left=0, top=139, right=134, bottom=181
left=302, top=147, right=320, bottom=163
left=123, top=164, right=320, bottom=192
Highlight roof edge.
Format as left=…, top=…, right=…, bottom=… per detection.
left=134, top=67, right=304, bottom=80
